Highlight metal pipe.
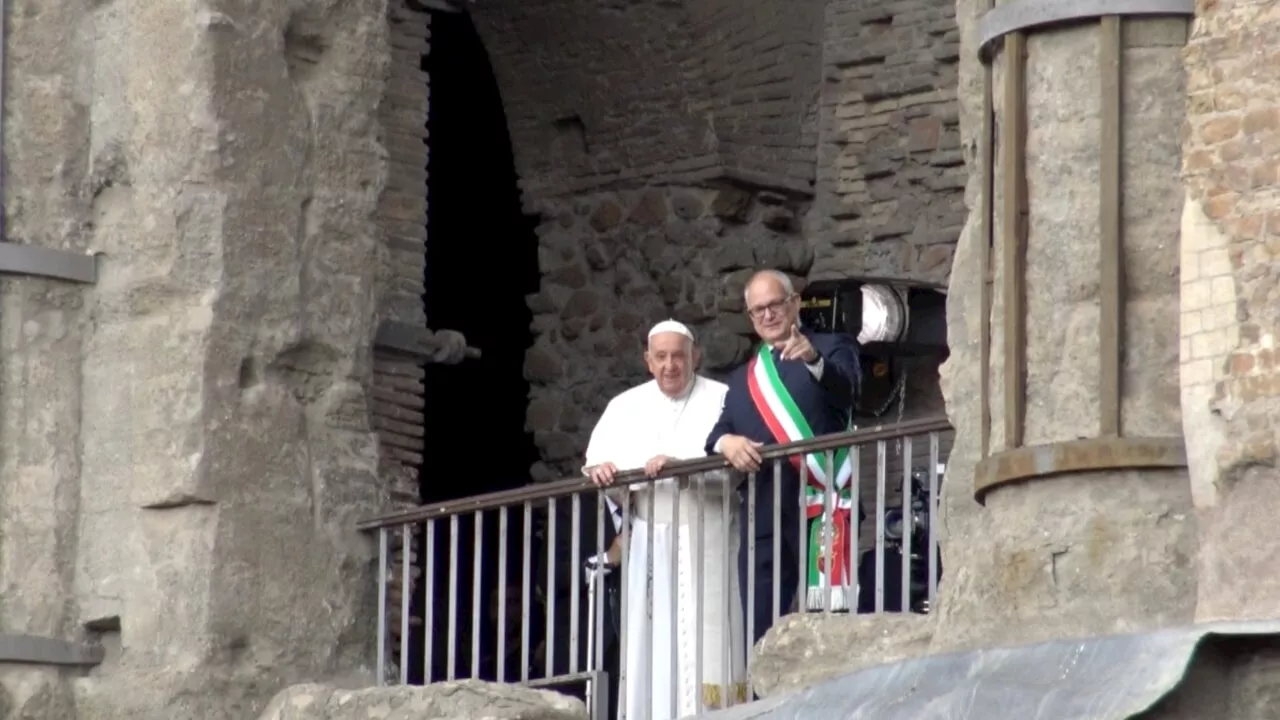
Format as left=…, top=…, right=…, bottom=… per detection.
left=358, top=418, right=953, bottom=529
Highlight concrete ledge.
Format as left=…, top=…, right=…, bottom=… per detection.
left=973, top=436, right=1187, bottom=502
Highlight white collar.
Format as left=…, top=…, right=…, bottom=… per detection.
left=657, top=376, right=696, bottom=404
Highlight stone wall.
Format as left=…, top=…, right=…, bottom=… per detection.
left=687, top=0, right=827, bottom=191
left=470, top=1, right=719, bottom=198
left=1180, top=0, right=1280, bottom=622
left=523, top=185, right=813, bottom=479
left=0, top=0, right=410, bottom=716
left=463, top=0, right=962, bottom=478
left=373, top=0, right=432, bottom=675
left=811, top=0, right=965, bottom=283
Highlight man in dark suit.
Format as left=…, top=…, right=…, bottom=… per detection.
left=705, top=269, right=861, bottom=647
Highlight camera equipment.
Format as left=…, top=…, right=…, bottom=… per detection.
left=857, top=463, right=945, bottom=615
left=799, top=279, right=948, bottom=420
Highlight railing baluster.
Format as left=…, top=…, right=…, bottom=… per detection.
left=594, top=492, right=606, bottom=672
left=546, top=497, right=557, bottom=679
left=746, top=471, right=756, bottom=660
left=570, top=493, right=581, bottom=675
left=797, top=461, right=808, bottom=614
left=695, top=477, right=705, bottom=714
left=928, top=433, right=941, bottom=608
left=620, top=493, right=632, bottom=720
left=400, top=523, right=412, bottom=684
left=376, top=527, right=388, bottom=686
left=720, top=479, right=730, bottom=707
left=497, top=508, right=508, bottom=682
left=823, top=451, right=835, bottom=614
left=901, top=436, right=914, bottom=613
left=521, top=501, right=532, bottom=683
left=848, top=444, right=860, bottom=614
left=771, top=459, right=781, bottom=624
left=447, top=515, right=459, bottom=680
left=471, top=511, right=483, bottom=679
left=874, top=441, right=886, bottom=614
left=670, top=478, right=679, bottom=719
left=646, top=488, right=655, bottom=708
left=424, top=518, right=436, bottom=683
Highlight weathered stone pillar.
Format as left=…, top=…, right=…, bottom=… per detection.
left=63, top=0, right=396, bottom=717
left=935, top=0, right=1198, bottom=652
left=1180, top=1, right=1280, bottom=622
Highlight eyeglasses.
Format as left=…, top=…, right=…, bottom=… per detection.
left=746, top=295, right=794, bottom=320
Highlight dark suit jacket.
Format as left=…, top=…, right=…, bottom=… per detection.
left=705, top=330, right=862, bottom=540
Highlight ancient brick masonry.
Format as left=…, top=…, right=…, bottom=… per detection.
left=375, top=0, right=432, bottom=676
left=812, top=0, right=965, bottom=284
left=686, top=0, right=828, bottom=191
left=1180, top=0, right=1280, bottom=621
left=1181, top=4, right=1280, bottom=471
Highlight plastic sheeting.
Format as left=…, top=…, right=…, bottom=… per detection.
left=695, top=620, right=1280, bottom=720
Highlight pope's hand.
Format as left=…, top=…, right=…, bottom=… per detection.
left=588, top=462, right=619, bottom=487
left=720, top=434, right=764, bottom=473
left=644, top=455, right=673, bottom=478
left=777, top=323, right=818, bottom=363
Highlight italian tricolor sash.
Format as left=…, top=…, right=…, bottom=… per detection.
left=745, top=344, right=856, bottom=611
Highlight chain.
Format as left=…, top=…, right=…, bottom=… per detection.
left=864, top=366, right=908, bottom=418
left=895, top=367, right=908, bottom=455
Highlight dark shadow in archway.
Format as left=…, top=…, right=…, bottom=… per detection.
left=408, top=8, right=540, bottom=686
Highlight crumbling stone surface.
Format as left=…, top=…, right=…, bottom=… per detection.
left=931, top=5, right=1196, bottom=653
left=524, top=186, right=813, bottom=479
left=1179, top=1, right=1280, bottom=622
left=257, top=681, right=586, bottom=720
left=0, top=0, right=405, bottom=717
left=749, top=612, right=934, bottom=698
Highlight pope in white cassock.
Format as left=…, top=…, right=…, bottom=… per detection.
left=584, top=320, right=748, bottom=719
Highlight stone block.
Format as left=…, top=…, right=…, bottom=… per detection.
left=257, top=681, right=586, bottom=720
left=751, top=613, right=935, bottom=698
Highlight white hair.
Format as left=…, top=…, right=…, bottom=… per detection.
left=744, top=269, right=796, bottom=304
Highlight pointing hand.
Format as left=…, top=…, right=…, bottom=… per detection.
left=779, top=323, right=817, bottom=363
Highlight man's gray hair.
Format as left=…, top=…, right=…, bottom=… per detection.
left=744, top=269, right=796, bottom=304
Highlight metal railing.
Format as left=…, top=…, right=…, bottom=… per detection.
left=357, top=415, right=952, bottom=719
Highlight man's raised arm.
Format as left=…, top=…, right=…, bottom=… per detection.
left=810, top=333, right=862, bottom=404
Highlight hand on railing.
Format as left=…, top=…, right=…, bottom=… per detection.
left=584, top=553, right=614, bottom=583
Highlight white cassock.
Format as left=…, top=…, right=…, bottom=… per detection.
left=584, top=376, right=748, bottom=719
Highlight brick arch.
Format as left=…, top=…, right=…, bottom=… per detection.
left=466, top=0, right=829, bottom=203
left=466, top=0, right=715, bottom=202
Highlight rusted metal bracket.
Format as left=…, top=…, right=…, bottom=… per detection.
left=0, top=633, right=105, bottom=667
left=974, top=436, right=1187, bottom=502
left=977, top=0, right=1195, bottom=61
left=407, top=0, right=464, bottom=12
left=0, top=244, right=99, bottom=284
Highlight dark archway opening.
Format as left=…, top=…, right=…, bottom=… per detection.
left=409, top=8, right=540, bottom=685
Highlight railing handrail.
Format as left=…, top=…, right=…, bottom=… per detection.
left=357, top=415, right=952, bottom=530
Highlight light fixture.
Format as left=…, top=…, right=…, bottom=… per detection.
left=857, top=284, right=908, bottom=345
